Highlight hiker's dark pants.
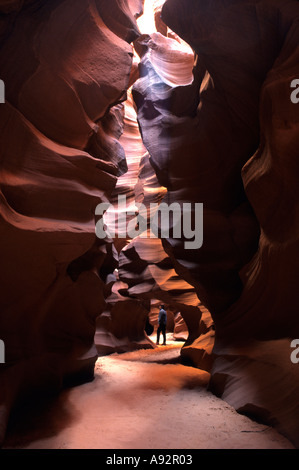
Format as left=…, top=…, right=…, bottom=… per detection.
left=157, top=323, right=166, bottom=344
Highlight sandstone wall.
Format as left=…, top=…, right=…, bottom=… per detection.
left=132, top=0, right=299, bottom=446
left=0, top=0, right=142, bottom=443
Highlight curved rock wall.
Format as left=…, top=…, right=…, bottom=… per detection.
left=1, top=0, right=299, bottom=449
left=95, top=88, right=212, bottom=355
left=0, top=0, right=142, bottom=443
left=132, top=0, right=299, bottom=446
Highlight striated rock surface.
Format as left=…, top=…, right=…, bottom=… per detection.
left=116, top=235, right=214, bottom=351
left=0, top=0, right=143, bottom=444
left=1, top=0, right=299, bottom=449
left=93, top=90, right=161, bottom=353
left=132, top=0, right=299, bottom=446
left=95, top=297, right=152, bottom=355
left=94, top=81, right=213, bottom=355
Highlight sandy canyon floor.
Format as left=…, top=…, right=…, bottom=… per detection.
left=3, top=335, right=294, bottom=449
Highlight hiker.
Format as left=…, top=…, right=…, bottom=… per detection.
left=156, top=304, right=167, bottom=345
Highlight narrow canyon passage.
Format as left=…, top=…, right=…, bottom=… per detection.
left=3, top=336, right=294, bottom=449
left=1, top=0, right=299, bottom=450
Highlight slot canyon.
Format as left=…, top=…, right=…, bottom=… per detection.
left=0, top=0, right=299, bottom=450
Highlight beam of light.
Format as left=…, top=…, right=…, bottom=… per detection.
left=136, top=0, right=195, bottom=88
left=137, top=0, right=160, bottom=35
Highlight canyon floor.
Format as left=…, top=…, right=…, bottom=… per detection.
left=3, top=334, right=294, bottom=449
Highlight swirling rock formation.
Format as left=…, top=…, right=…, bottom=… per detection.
left=95, top=88, right=213, bottom=355
left=132, top=0, right=299, bottom=446
left=95, top=296, right=152, bottom=354
left=1, top=0, right=299, bottom=449
left=0, top=0, right=143, bottom=444
left=117, top=235, right=214, bottom=350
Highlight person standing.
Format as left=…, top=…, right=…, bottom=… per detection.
left=156, top=304, right=167, bottom=345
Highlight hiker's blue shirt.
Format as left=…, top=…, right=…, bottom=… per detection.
left=158, top=309, right=167, bottom=324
